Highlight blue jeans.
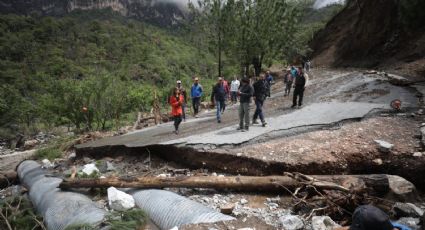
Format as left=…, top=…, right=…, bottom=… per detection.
left=215, top=100, right=225, bottom=121
left=253, top=99, right=264, bottom=122
left=231, top=91, right=238, bottom=103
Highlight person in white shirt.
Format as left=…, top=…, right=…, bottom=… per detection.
left=230, top=77, right=240, bottom=104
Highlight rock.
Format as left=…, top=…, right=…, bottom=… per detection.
left=392, top=202, right=424, bottom=218
left=24, top=139, right=38, bottom=150
left=82, top=157, right=93, bottom=164
left=169, top=226, right=178, bottom=230
left=212, top=172, right=218, bottom=176
left=311, top=216, right=341, bottom=230
left=387, top=175, right=418, bottom=202
left=279, top=214, right=304, bottom=230
left=107, top=187, right=135, bottom=211
left=97, top=160, right=108, bottom=173
left=413, top=152, right=423, bottom=157
left=373, top=158, right=383, bottom=165
left=417, top=109, right=424, bottom=115
left=421, top=127, right=425, bottom=147
left=374, top=140, right=393, bottom=153
left=395, top=217, right=421, bottom=230
left=240, top=198, right=248, bottom=205
left=106, top=161, right=116, bottom=171
left=82, top=163, right=99, bottom=175
left=220, top=204, right=235, bottom=215
left=67, top=152, right=76, bottom=159
left=41, top=159, right=54, bottom=168
left=386, top=73, right=411, bottom=86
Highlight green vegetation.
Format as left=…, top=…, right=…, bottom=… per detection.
left=0, top=9, right=216, bottom=136
left=0, top=4, right=346, bottom=137
left=0, top=196, right=45, bottom=230
left=65, top=209, right=147, bottom=230
left=35, top=146, right=62, bottom=160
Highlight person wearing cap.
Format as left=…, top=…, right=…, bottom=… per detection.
left=237, top=77, right=254, bottom=132
left=176, top=80, right=187, bottom=121
left=334, top=205, right=411, bottom=230
left=190, top=77, right=203, bottom=118
left=211, top=77, right=226, bottom=123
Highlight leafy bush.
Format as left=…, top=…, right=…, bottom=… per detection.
left=35, top=147, right=62, bottom=160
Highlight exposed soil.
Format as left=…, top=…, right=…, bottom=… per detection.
left=310, top=0, right=425, bottom=80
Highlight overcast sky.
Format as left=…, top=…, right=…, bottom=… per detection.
left=313, top=0, right=345, bottom=9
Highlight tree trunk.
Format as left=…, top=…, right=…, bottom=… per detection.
left=59, top=174, right=391, bottom=195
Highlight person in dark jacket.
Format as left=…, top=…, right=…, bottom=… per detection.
left=211, top=77, right=226, bottom=123
left=252, top=73, right=268, bottom=127
left=292, top=67, right=307, bottom=108
left=238, top=77, right=254, bottom=131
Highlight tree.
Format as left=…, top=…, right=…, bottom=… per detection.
left=190, top=0, right=300, bottom=77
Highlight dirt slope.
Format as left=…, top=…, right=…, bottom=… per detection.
left=310, top=0, right=425, bottom=79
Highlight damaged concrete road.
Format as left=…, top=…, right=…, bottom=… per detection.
left=75, top=69, right=425, bottom=191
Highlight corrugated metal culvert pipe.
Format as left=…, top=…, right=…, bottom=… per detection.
left=129, top=189, right=235, bottom=229
left=17, top=160, right=106, bottom=230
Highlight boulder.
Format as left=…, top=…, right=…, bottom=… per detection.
left=311, top=216, right=341, bottom=230
left=107, top=187, right=135, bottom=211
left=220, top=204, right=235, bottom=215
left=82, top=163, right=99, bottom=176
left=395, top=217, right=421, bottom=230
left=392, top=202, right=424, bottom=218
left=374, top=140, right=393, bottom=153
left=387, top=175, right=418, bottom=202
left=24, top=139, right=39, bottom=150
left=41, top=159, right=54, bottom=168
left=279, top=214, right=304, bottom=230
left=385, top=73, right=411, bottom=86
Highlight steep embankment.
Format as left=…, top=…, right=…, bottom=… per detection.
left=310, top=0, right=425, bottom=79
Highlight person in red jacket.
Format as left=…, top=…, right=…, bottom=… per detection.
left=170, top=88, right=184, bottom=134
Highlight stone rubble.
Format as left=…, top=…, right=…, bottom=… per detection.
left=107, top=187, right=135, bottom=211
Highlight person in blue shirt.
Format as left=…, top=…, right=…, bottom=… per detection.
left=190, top=77, right=203, bottom=118
left=334, top=205, right=411, bottom=230
left=265, top=71, right=273, bottom=98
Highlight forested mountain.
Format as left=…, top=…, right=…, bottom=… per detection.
left=0, top=0, right=344, bottom=138
left=0, top=10, right=215, bottom=136
left=0, top=0, right=187, bottom=27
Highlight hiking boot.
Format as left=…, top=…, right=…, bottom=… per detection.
left=262, top=121, right=267, bottom=127
left=237, top=127, right=243, bottom=131
left=244, top=126, right=249, bottom=131
left=217, top=119, right=221, bottom=123
left=291, top=104, right=296, bottom=108
left=174, top=130, right=179, bottom=135
left=252, top=120, right=259, bottom=125
left=241, top=129, right=247, bottom=132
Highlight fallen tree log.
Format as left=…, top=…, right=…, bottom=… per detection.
left=60, top=174, right=399, bottom=196
left=0, top=171, right=18, bottom=189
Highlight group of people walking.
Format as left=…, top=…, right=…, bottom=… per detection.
left=169, top=65, right=308, bottom=134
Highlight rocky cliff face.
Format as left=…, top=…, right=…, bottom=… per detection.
left=0, top=0, right=187, bottom=26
